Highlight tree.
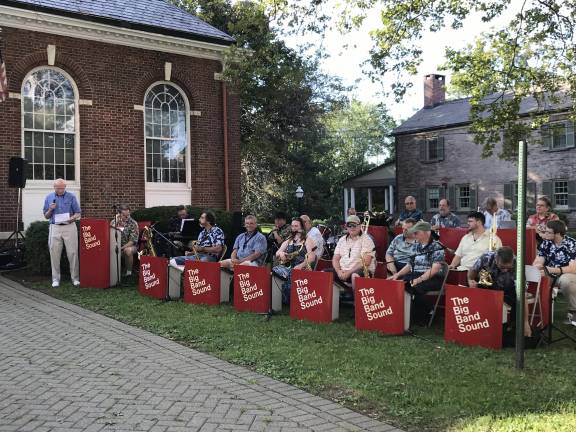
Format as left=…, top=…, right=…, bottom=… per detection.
left=271, top=0, right=576, bottom=159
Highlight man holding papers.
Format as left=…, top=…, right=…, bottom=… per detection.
left=43, top=178, right=81, bottom=287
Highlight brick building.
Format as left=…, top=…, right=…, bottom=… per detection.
left=393, top=74, right=576, bottom=226
left=0, top=0, right=241, bottom=232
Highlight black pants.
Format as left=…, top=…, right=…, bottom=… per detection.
left=403, top=272, right=444, bottom=325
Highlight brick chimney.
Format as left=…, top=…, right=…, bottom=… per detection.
left=424, top=74, right=446, bottom=108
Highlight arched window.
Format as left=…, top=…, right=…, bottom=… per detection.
left=22, top=68, right=77, bottom=181
left=144, top=83, right=188, bottom=183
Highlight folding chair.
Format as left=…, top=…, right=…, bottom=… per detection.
left=525, top=265, right=543, bottom=327
left=426, top=261, right=450, bottom=327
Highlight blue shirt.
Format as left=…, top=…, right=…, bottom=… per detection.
left=233, top=231, right=268, bottom=265
left=198, top=226, right=225, bottom=258
left=399, top=209, right=423, bottom=222
left=43, top=191, right=81, bottom=224
left=483, top=209, right=511, bottom=229
left=386, top=234, right=417, bottom=264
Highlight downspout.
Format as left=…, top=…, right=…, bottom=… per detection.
left=222, top=81, right=231, bottom=211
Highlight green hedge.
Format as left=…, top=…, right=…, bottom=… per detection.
left=25, top=221, right=70, bottom=276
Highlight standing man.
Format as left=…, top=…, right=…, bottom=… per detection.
left=483, top=197, right=512, bottom=229
left=430, top=199, right=461, bottom=230
left=395, top=196, right=423, bottom=226
left=43, top=178, right=81, bottom=287
left=111, top=204, right=139, bottom=276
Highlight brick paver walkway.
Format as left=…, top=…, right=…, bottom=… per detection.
left=0, top=277, right=403, bottom=432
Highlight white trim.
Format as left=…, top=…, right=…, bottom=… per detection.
left=9, top=92, right=21, bottom=99
left=191, top=111, right=201, bottom=117
left=164, top=62, right=172, bottom=81
left=143, top=81, right=192, bottom=207
left=134, top=105, right=144, bottom=111
left=78, top=99, right=92, bottom=106
left=214, top=72, right=224, bottom=81
left=0, top=5, right=229, bottom=61
left=47, top=44, right=56, bottom=65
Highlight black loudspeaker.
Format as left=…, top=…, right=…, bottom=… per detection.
left=8, top=157, right=27, bottom=188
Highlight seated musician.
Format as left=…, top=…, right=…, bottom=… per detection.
left=111, top=204, right=139, bottom=276
left=163, top=205, right=190, bottom=256
left=267, top=211, right=291, bottom=256
left=220, top=215, right=268, bottom=269
left=325, top=215, right=376, bottom=291
left=468, top=246, right=531, bottom=336
left=387, top=221, right=445, bottom=324
left=385, top=218, right=417, bottom=275
left=532, top=220, right=576, bottom=325
left=449, top=211, right=502, bottom=271
left=527, top=196, right=559, bottom=243
left=273, top=217, right=316, bottom=304
left=300, top=214, right=324, bottom=259
left=483, top=197, right=512, bottom=229
left=430, top=199, right=461, bottom=230
left=169, top=211, right=224, bottom=266
left=395, top=195, right=423, bottom=226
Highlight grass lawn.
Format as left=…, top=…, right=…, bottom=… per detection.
left=7, top=271, right=576, bottom=432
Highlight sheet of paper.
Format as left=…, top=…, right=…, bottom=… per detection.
left=55, top=213, right=70, bottom=224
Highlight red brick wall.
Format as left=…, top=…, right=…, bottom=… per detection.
left=0, top=27, right=241, bottom=230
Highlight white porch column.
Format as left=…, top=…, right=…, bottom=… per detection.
left=389, top=185, right=394, bottom=214
left=367, top=188, right=373, bottom=211
left=384, top=187, right=389, bottom=212
left=350, top=188, right=356, bottom=209
left=343, top=188, right=349, bottom=220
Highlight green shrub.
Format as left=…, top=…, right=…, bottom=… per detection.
left=24, top=221, right=70, bottom=275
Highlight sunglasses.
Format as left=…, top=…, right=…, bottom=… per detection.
left=346, top=223, right=359, bottom=228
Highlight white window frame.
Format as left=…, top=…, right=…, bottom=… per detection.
left=456, top=184, right=471, bottom=211
left=553, top=180, right=569, bottom=210
left=143, top=81, right=192, bottom=207
left=21, top=66, right=81, bottom=187
left=427, top=186, right=440, bottom=211
left=549, top=122, right=568, bottom=150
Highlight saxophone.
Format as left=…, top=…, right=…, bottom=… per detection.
left=187, top=240, right=200, bottom=261
left=479, top=213, right=499, bottom=286
left=280, top=243, right=304, bottom=265
left=138, top=226, right=157, bottom=258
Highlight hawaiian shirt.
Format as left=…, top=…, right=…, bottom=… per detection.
left=537, top=236, right=576, bottom=267
left=198, top=226, right=225, bottom=258
left=411, top=239, right=445, bottom=274
left=112, top=216, right=139, bottom=247
left=430, top=212, right=461, bottom=228
left=483, top=208, right=512, bottom=229
left=386, top=234, right=417, bottom=264
left=399, top=209, right=423, bottom=222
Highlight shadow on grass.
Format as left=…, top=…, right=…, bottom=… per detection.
left=6, top=271, right=576, bottom=432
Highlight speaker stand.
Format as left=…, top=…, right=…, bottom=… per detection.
left=0, top=188, right=26, bottom=269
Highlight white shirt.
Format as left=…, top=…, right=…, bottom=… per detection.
left=308, top=226, right=324, bottom=258
left=454, top=230, right=502, bottom=270
left=334, top=234, right=376, bottom=273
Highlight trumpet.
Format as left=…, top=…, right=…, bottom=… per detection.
left=138, top=226, right=157, bottom=258
left=488, top=212, right=498, bottom=252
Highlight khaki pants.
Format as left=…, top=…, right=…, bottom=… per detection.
left=49, top=223, right=79, bottom=283
left=556, top=273, right=576, bottom=312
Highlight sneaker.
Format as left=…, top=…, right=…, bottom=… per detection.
left=72, top=280, right=80, bottom=287
left=52, top=280, right=60, bottom=288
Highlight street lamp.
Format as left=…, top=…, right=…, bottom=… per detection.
left=295, top=186, right=304, bottom=214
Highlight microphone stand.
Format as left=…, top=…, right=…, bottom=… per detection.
left=112, top=205, right=121, bottom=286
left=148, top=224, right=182, bottom=256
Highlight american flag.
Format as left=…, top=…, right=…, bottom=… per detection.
left=0, top=46, right=8, bottom=103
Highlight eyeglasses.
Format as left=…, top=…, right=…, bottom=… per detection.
left=346, top=223, right=359, bottom=228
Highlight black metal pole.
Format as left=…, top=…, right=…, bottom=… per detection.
left=515, top=140, right=527, bottom=369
